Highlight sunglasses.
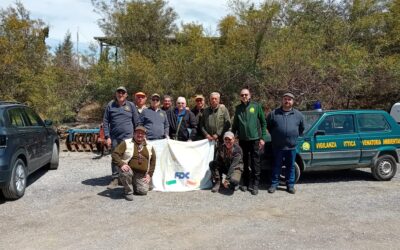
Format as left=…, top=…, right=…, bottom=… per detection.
left=240, top=94, right=249, bottom=97
left=152, top=98, right=160, bottom=101
left=195, top=99, right=203, bottom=102
left=117, top=91, right=126, bottom=94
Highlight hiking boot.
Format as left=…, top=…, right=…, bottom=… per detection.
left=123, top=193, right=134, bottom=201
left=107, top=178, right=119, bottom=190
left=211, top=181, right=220, bottom=193
left=287, top=187, right=296, bottom=194
left=251, top=186, right=259, bottom=195
left=268, top=186, right=276, bottom=193
left=239, top=185, right=247, bottom=192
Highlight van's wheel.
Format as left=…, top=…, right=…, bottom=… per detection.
left=49, top=142, right=59, bottom=170
left=2, top=158, right=27, bottom=199
left=279, top=162, right=301, bottom=186
left=372, top=155, right=397, bottom=181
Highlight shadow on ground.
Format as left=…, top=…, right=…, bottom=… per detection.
left=27, top=167, right=49, bottom=187
left=258, top=169, right=375, bottom=190
left=97, top=188, right=124, bottom=200
left=0, top=167, right=50, bottom=204
left=298, top=169, right=375, bottom=184
left=81, top=176, right=110, bottom=187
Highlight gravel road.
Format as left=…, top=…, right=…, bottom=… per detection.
left=1, top=151, right=399, bottom=250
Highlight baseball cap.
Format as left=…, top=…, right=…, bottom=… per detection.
left=151, top=93, right=160, bottom=99
left=135, top=91, right=146, bottom=97
left=135, top=125, right=147, bottom=133
left=194, top=94, right=205, bottom=100
left=283, top=92, right=295, bottom=99
left=116, top=86, right=127, bottom=92
left=223, top=131, right=235, bottom=139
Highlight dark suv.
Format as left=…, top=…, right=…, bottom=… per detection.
left=0, top=102, right=59, bottom=199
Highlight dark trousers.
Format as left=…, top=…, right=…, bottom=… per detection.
left=111, top=138, right=123, bottom=179
left=271, top=149, right=296, bottom=188
left=209, top=161, right=242, bottom=186
left=239, top=140, right=260, bottom=188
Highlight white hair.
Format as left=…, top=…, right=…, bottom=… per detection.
left=210, top=92, right=220, bottom=98
left=176, top=96, right=186, bottom=105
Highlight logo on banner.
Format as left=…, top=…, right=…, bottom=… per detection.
left=166, top=171, right=197, bottom=186
left=175, top=172, right=190, bottom=179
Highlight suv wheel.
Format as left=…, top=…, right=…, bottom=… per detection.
left=49, top=142, right=59, bottom=170
left=372, top=155, right=397, bottom=181
left=279, top=162, right=301, bottom=186
left=2, top=158, right=27, bottom=199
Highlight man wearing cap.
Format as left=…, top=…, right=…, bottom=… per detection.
left=209, top=131, right=243, bottom=193
left=232, top=88, right=267, bottom=195
left=103, top=86, right=140, bottom=189
left=200, top=92, right=231, bottom=145
left=134, top=91, right=148, bottom=114
left=112, top=126, right=156, bottom=201
left=266, top=92, right=304, bottom=194
left=191, top=94, right=206, bottom=141
left=140, top=93, right=169, bottom=140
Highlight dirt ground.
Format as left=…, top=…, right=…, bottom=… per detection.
left=1, top=151, right=399, bottom=250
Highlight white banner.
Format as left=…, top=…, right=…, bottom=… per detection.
left=148, top=139, right=214, bottom=192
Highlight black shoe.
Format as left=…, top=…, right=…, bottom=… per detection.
left=268, top=186, right=276, bottom=193
left=239, top=185, right=247, bottom=192
left=211, top=182, right=220, bottom=193
left=287, top=187, right=296, bottom=194
left=251, top=189, right=258, bottom=195
left=229, top=183, right=239, bottom=192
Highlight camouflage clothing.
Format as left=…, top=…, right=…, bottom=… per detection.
left=118, top=168, right=149, bottom=195
left=209, top=143, right=243, bottom=186
left=112, top=138, right=156, bottom=195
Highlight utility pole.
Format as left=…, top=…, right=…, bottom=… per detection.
left=76, top=27, right=80, bottom=66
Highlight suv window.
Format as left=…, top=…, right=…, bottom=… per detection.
left=8, top=108, right=26, bottom=127
left=0, top=109, right=4, bottom=127
left=24, top=107, right=44, bottom=126
left=357, top=113, right=390, bottom=132
left=318, top=114, right=355, bottom=134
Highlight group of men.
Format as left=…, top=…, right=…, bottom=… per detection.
left=103, top=86, right=304, bottom=201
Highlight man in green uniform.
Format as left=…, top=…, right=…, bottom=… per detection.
left=232, top=88, right=267, bottom=195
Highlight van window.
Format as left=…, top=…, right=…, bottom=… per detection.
left=318, top=114, right=354, bottom=134
left=357, top=114, right=390, bottom=132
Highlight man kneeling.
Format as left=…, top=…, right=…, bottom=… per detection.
left=112, top=126, right=156, bottom=201
left=209, top=131, right=243, bottom=193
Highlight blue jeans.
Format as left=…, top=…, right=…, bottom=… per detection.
left=271, top=149, right=296, bottom=188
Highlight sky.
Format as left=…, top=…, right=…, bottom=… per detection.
left=0, top=0, right=261, bottom=52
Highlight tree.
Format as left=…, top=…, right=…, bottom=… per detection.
left=92, top=0, right=177, bottom=61
left=0, top=2, right=48, bottom=101
left=54, top=31, right=74, bottom=68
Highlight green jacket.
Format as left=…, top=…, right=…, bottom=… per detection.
left=200, top=104, right=231, bottom=140
left=232, top=101, right=267, bottom=141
